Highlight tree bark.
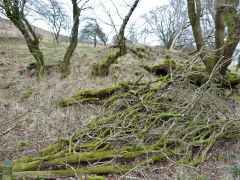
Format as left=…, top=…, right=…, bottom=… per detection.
left=61, top=0, right=80, bottom=78
left=219, top=0, right=240, bottom=76
left=117, top=0, right=140, bottom=55
left=213, top=0, right=225, bottom=68
left=187, top=0, right=211, bottom=72
left=3, top=0, right=45, bottom=81
left=94, top=34, right=97, bottom=47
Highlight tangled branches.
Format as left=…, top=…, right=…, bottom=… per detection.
left=11, top=55, right=240, bottom=179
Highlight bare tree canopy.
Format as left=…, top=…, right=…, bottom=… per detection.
left=33, top=0, right=70, bottom=43
left=79, top=19, right=107, bottom=47
left=143, top=0, right=189, bottom=49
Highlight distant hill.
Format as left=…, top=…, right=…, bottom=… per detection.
left=0, top=17, right=68, bottom=41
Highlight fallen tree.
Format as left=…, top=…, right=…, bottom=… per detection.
left=10, top=55, right=240, bottom=180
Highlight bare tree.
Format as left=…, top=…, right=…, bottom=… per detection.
left=96, top=23, right=108, bottom=46
left=79, top=19, right=107, bottom=47
left=91, top=0, right=140, bottom=76
left=0, top=0, right=45, bottom=80
left=187, top=0, right=240, bottom=76
left=33, top=0, right=70, bottom=43
left=126, top=23, right=139, bottom=44
left=117, top=0, right=140, bottom=55
left=60, top=0, right=91, bottom=78
left=143, top=0, right=189, bottom=49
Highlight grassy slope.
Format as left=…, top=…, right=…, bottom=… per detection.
left=0, top=35, right=240, bottom=179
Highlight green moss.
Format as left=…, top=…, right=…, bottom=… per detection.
left=19, top=141, right=31, bottom=151
left=150, top=82, right=164, bottom=91
left=225, top=72, right=240, bottom=81
left=217, top=155, right=227, bottom=162
left=19, top=141, right=28, bottom=147
left=156, top=113, right=183, bottom=119
left=144, top=92, right=154, bottom=101
left=58, top=97, right=99, bottom=107
left=208, top=56, right=214, bottom=62
left=13, top=164, right=132, bottom=179
left=14, top=144, right=155, bottom=172
left=58, top=81, right=132, bottom=106
left=137, top=52, right=146, bottom=59
left=21, top=88, right=33, bottom=100
left=91, top=49, right=121, bottom=76
left=13, top=160, right=42, bottom=172
left=57, top=97, right=78, bottom=106
left=158, top=75, right=172, bottom=82
left=191, top=66, right=206, bottom=72
left=224, top=134, right=240, bottom=139
left=224, top=72, right=240, bottom=87
left=42, top=140, right=67, bottom=156
left=86, top=175, right=106, bottom=180
left=135, top=70, right=143, bottom=76
left=111, top=64, right=119, bottom=69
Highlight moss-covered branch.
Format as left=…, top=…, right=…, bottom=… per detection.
left=58, top=81, right=132, bottom=106
left=91, top=49, right=121, bottom=76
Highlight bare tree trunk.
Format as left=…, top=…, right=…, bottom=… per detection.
left=94, top=35, right=97, bottom=47
left=219, top=0, right=240, bottom=76
left=213, top=0, right=225, bottom=69
left=60, top=0, right=80, bottom=78
left=3, top=0, right=45, bottom=81
left=187, top=0, right=211, bottom=72
left=117, top=0, right=140, bottom=55
left=55, top=33, right=59, bottom=44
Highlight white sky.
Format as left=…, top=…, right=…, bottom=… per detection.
left=33, top=0, right=169, bottom=44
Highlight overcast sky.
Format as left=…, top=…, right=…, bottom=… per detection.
left=33, top=0, right=169, bottom=45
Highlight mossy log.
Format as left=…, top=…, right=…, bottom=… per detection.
left=58, top=81, right=133, bottom=106
left=57, top=76, right=172, bottom=107
left=91, top=49, right=121, bottom=76
left=13, top=165, right=131, bottom=179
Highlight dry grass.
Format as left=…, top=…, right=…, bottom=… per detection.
left=0, top=35, right=157, bottom=160
left=0, top=35, right=240, bottom=179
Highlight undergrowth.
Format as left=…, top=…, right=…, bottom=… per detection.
left=11, top=53, right=240, bottom=179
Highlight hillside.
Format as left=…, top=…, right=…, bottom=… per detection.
left=0, top=17, right=66, bottom=41
left=0, top=35, right=240, bottom=180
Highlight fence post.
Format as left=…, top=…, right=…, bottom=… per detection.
left=0, top=160, right=12, bottom=180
